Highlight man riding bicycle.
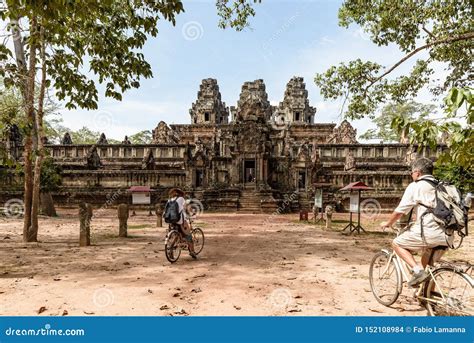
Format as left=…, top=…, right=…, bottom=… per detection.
left=381, top=158, right=452, bottom=287
left=166, top=188, right=197, bottom=259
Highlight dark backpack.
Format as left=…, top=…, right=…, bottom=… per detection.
left=163, top=198, right=181, bottom=224
left=417, top=178, right=469, bottom=248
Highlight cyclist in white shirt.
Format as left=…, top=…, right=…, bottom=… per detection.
left=381, top=158, right=451, bottom=287
left=168, top=188, right=197, bottom=259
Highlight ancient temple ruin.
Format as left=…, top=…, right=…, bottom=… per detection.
left=1, top=77, right=445, bottom=212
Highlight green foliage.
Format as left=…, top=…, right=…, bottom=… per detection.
left=69, top=127, right=101, bottom=145
left=359, top=101, right=434, bottom=141
left=216, top=0, right=260, bottom=31
left=1, top=0, right=185, bottom=110
left=40, top=156, right=62, bottom=192
left=315, top=0, right=473, bottom=119
left=43, top=114, right=69, bottom=144
left=129, top=130, right=152, bottom=144
left=0, top=85, right=26, bottom=135
left=435, top=87, right=474, bottom=171
left=434, top=164, right=473, bottom=194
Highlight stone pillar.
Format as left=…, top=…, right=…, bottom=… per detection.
left=312, top=204, right=319, bottom=223
left=79, top=202, right=93, bottom=246
left=325, top=205, right=333, bottom=230
left=155, top=203, right=163, bottom=227
left=117, top=204, right=129, bottom=237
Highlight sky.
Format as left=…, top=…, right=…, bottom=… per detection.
left=59, top=0, right=445, bottom=141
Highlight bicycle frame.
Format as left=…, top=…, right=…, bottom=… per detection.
left=381, top=248, right=459, bottom=306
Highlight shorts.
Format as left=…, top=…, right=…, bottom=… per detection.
left=393, top=224, right=450, bottom=250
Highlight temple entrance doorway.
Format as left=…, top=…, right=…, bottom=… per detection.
left=195, top=170, right=204, bottom=188
left=244, top=160, right=256, bottom=183
left=298, top=171, right=306, bottom=189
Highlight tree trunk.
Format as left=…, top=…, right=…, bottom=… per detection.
left=10, top=16, right=38, bottom=242
left=23, top=17, right=38, bottom=242
left=31, top=26, right=47, bottom=238
left=40, top=192, right=56, bottom=217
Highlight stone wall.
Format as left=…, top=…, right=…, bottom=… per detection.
left=0, top=76, right=447, bottom=212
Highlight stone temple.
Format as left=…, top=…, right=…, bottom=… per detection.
left=1, top=77, right=444, bottom=212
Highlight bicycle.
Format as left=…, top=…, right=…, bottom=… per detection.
left=164, top=216, right=204, bottom=263
left=369, top=225, right=473, bottom=316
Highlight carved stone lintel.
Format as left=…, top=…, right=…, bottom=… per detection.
left=328, top=120, right=357, bottom=144
left=152, top=121, right=179, bottom=144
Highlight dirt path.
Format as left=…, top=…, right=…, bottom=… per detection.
left=0, top=209, right=472, bottom=316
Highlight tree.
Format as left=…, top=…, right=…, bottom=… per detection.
left=69, top=127, right=101, bottom=145
left=315, top=1, right=473, bottom=119
left=1, top=1, right=258, bottom=241
left=1, top=1, right=185, bottom=241
left=216, top=0, right=260, bottom=31
left=359, top=101, right=434, bottom=142
left=314, top=1, right=473, bottom=176
left=39, top=155, right=62, bottom=217
left=129, top=130, right=152, bottom=144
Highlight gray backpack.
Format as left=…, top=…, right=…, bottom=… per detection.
left=418, top=178, right=469, bottom=248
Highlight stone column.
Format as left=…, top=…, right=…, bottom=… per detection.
left=155, top=203, right=163, bottom=227
left=79, top=202, right=93, bottom=246
left=117, top=204, right=129, bottom=237
left=325, top=205, right=333, bottom=230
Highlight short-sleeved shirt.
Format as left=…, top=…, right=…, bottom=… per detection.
left=393, top=174, right=449, bottom=248
left=172, top=196, right=186, bottom=224
left=395, top=175, right=437, bottom=225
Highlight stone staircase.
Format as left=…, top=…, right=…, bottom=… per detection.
left=237, top=186, right=280, bottom=213
left=238, top=189, right=263, bottom=213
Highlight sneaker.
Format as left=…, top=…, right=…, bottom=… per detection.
left=189, top=252, right=197, bottom=260
left=407, top=270, right=430, bottom=287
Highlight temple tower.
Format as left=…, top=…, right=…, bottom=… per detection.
left=275, top=76, right=316, bottom=124
left=189, top=78, right=229, bottom=124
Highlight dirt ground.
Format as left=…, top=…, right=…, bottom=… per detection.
left=0, top=209, right=472, bottom=316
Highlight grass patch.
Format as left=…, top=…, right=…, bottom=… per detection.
left=332, top=219, right=350, bottom=224
left=128, top=224, right=150, bottom=230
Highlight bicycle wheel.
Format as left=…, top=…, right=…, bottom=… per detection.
left=192, top=227, right=205, bottom=255
left=165, top=231, right=181, bottom=263
left=424, top=267, right=473, bottom=316
left=369, top=250, right=402, bottom=306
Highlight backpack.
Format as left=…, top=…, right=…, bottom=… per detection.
left=417, top=178, right=469, bottom=248
left=163, top=198, right=181, bottom=224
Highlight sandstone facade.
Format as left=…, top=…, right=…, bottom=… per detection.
left=1, top=77, right=445, bottom=212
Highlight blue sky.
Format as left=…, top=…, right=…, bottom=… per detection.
left=60, top=0, right=444, bottom=141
